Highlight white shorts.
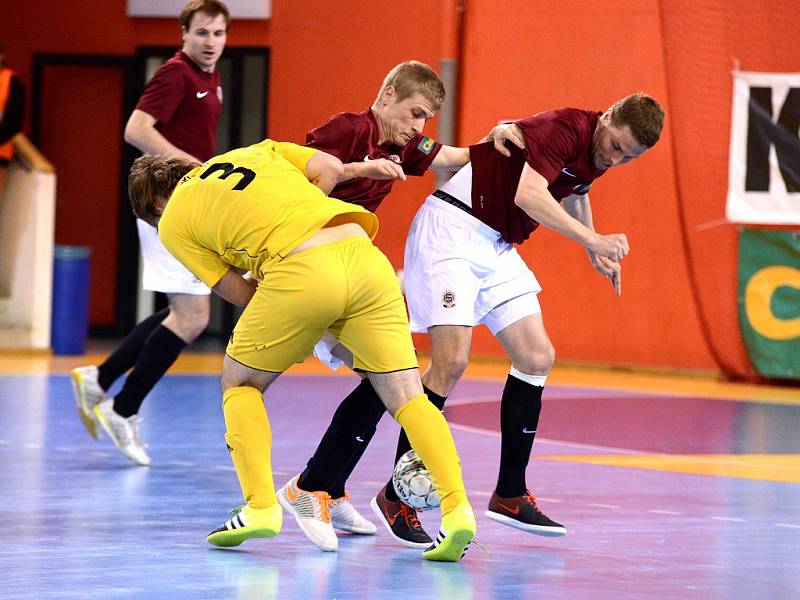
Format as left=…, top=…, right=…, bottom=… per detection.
left=137, top=219, right=210, bottom=295
left=404, top=194, right=542, bottom=335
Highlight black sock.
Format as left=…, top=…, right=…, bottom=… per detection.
left=384, top=385, right=447, bottom=502
left=299, top=378, right=386, bottom=497
left=495, top=374, right=543, bottom=498
left=112, top=324, right=186, bottom=418
left=97, top=308, right=170, bottom=391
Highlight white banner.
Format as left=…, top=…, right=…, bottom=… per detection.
left=726, top=71, right=800, bottom=224
left=127, top=0, right=270, bottom=19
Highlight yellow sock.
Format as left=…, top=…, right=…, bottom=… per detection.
left=394, top=394, right=468, bottom=515
left=222, top=386, right=276, bottom=509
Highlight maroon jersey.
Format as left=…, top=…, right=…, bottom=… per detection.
left=135, top=51, right=222, bottom=162
left=306, top=108, right=442, bottom=212
left=469, top=108, right=607, bottom=244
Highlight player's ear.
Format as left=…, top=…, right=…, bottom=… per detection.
left=381, top=85, right=396, bottom=104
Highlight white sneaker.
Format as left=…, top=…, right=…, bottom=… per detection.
left=93, top=399, right=151, bottom=466
left=277, top=475, right=337, bottom=551
left=71, top=366, right=108, bottom=439
left=329, top=492, right=377, bottom=535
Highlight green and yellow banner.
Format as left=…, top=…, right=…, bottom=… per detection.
left=738, top=229, right=800, bottom=379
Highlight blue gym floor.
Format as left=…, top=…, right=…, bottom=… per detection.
left=1, top=366, right=799, bottom=599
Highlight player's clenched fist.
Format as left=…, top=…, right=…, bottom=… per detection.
left=587, top=232, right=629, bottom=263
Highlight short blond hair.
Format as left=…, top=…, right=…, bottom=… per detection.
left=376, top=61, right=445, bottom=111
left=128, top=156, right=197, bottom=226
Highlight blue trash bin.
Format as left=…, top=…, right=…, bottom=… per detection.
left=51, top=245, right=91, bottom=355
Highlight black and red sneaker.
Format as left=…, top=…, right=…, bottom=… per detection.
left=485, top=490, right=567, bottom=537
left=370, top=484, right=432, bottom=548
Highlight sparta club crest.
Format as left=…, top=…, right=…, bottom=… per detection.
left=442, top=290, right=456, bottom=308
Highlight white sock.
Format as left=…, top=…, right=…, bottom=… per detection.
left=509, top=366, right=547, bottom=387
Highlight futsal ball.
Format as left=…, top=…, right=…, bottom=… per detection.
left=392, top=449, right=440, bottom=511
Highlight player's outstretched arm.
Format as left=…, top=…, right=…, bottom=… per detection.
left=340, top=157, right=407, bottom=183
left=430, top=123, right=526, bottom=172
left=514, top=163, right=629, bottom=262
left=124, top=109, right=201, bottom=162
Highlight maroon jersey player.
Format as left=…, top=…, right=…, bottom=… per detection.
left=277, top=60, right=525, bottom=551
left=71, top=1, right=230, bottom=467
left=393, top=94, right=665, bottom=541
left=131, top=48, right=222, bottom=162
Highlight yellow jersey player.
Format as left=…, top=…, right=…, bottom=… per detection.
left=127, top=139, right=475, bottom=562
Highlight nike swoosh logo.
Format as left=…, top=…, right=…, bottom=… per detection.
left=385, top=509, right=400, bottom=526
left=497, top=502, right=521, bottom=515
left=522, top=428, right=537, bottom=434
left=356, top=436, right=364, bottom=442
left=561, top=167, right=577, bottom=177
left=196, top=91, right=209, bottom=98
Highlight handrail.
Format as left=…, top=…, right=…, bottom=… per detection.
left=12, top=133, right=55, bottom=174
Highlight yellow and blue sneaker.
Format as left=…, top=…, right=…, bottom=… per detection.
left=207, top=503, right=282, bottom=547
left=422, top=502, right=476, bottom=562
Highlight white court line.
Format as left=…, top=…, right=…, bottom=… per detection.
left=450, top=422, right=652, bottom=456
left=776, top=523, right=800, bottom=529
left=589, top=503, right=620, bottom=509
left=451, top=422, right=800, bottom=471
left=711, top=516, right=746, bottom=522
left=649, top=510, right=682, bottom=515
left=0, top=440, right=11, bottom=445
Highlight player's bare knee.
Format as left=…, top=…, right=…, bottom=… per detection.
left=432, top=355, right=468, bottom=389
left=170, top=305, right=210, bottom=341
left=515, top=343, right=555, bottom=375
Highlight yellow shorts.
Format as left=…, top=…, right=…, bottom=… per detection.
left=227, top=237, right=418, bottom=373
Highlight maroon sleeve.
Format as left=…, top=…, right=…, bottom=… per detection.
left=516, top=116, right=579, bottom=184
left=305, top=114, right=359, bottom=163
left=400, top=135, right=442, bottom=176
left=135, top=62, right=185, bottom=125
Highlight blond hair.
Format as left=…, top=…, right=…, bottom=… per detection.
left=376, top=61, right=445, bottom=111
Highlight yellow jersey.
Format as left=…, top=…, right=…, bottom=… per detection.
left=158, top=139, right=378, bottom=287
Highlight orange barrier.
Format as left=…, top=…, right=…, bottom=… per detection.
left=7, top=0, right=798, bottom=377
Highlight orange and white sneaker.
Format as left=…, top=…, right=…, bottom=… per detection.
left=329, top=492, right=376, bottom=535
left=485, top=490, right=566, bottom=536
left=277, top=475, right=337, bottom=551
